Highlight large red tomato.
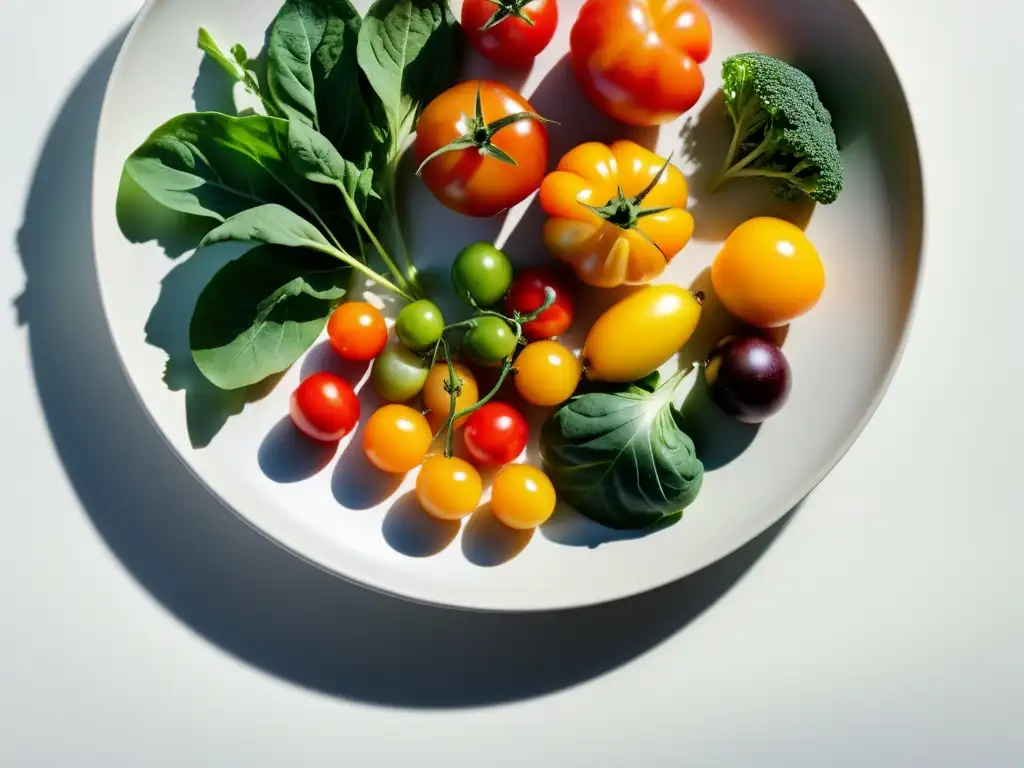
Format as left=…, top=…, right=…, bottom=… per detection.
left=461, top=0, right=559, bottom=68
left=569, top=0, right=711, bottom=126
left=414, top=80, right=550, bottom=218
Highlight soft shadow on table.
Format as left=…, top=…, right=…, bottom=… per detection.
left=13, top=29, right=798, bottom=709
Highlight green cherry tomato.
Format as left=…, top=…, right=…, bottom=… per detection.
left=451, top=242, right=514, bottom=307
left=371, top=344, right=430, bottom=403
left=463, top=316, right=518, bottom=366
left=396, top=299, right=446, bottom=352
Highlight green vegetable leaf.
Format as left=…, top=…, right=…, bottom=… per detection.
left=267, top=0, right=383, bottom=164
left=190, top=245, right=348, bottom=390
left=286, top=119, right=377, bottom=212
left=357, top=0, right=463, bottom=154
left=198, top=28, right=247, bottom=81
left=540, top=373, right=704, bottom=530
left=122, top=112, right=318, bottom=224
left=199, top=203, right=337, bottom=256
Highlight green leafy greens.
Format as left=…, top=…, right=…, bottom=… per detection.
left=540, top=369, right=705, bottom=531
left=119, top=0, right=464, bottom=396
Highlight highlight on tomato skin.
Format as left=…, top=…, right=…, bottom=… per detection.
left=289, top=372, right=361, bottom=443
left=413, top=80, right=551, bottom=218
left=461, top=0, right=559, bottom=68
left=568, top=0, right=712, bottom=126
left=463, top=402, right=530, bottom=465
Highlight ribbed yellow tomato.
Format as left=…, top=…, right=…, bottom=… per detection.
left=514, top=341, right=582, bottom=406
left=583, top=284, right=703, bottom=382
left=416, top=455, right=483, bottom=521
left=711, top=217, right=825, bottom=328
left=363, top=405, right=433, bottom=474
left=491, top=464, right=557, bottom=530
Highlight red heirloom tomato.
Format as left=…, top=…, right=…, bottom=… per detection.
left=569, top=0, right=712, bottom=126
left=414, top=80, right=550, bottom=218
left=463, top=402, right=530, bottom=465
left=461, top=0, right=559, bottom=68
left=290, top=372, right=360, bottom=442
left=504, top=266, right=575, bottom=340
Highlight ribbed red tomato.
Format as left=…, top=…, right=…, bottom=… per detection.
left=462, top=402, right=529, bottom=465
left=569, top=0, right=711, bottom=126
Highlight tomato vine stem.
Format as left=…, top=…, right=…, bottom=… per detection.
left=434, top=287, right=558, bottom=457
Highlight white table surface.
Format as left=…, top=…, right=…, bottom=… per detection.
left=1, top=0, right=1019, bottom=765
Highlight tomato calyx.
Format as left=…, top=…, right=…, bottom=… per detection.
left=415, top=87, right=555, bottom=174
left=479, top=0, right=537, bottom=29
left=578, top=153, right=677, bottom=253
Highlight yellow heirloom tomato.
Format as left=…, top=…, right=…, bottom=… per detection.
left=583, top=284, right=703, bottom=383
left=538, top=140, right=695, bottom=288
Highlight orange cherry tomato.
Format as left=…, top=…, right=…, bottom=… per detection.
left=414, top=80, right=550, bottom=218
left=539, top=141, right=694, bottom=288
left=711, top=217, right=826, bottom=328
left=363, top=405, right=434, bottom=474
left=423, top=362, right=480, bottom=431
left=289, top=372, right=360, bottom=442
left=327, top=301, right=387, bottom=362
left=491, top=464, right=557, bottom=530
left=569, top=0, right=711, bottom=126
left=514, top=340, right=582, bottom=406
left=416, top=456, right=483, bottom=521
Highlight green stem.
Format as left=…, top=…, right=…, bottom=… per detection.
left=339, top=186, right=411, bottom=294
left=311, top=242, right=415, bottom=302
left=382, top=158, right=423, bottom=295
left=709, top=132, right=775, bottom=192
left=437, top=288, right=557, bottom=458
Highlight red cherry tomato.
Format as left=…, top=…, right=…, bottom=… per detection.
left=415, top=80, right=550, bottom=218
left=569, top=0, right=711, bottom=126
left=461, top=0, right=559, bottom=68
left=327, top=301, right=387, bottom=362
left=504, top=266, right=575, bottom=340
left=289, top=372, right=360, bottom=442
left=462, top=402, right=529, bottom=465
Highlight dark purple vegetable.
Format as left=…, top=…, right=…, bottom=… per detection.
left=704, top=335, right=791, bottom=423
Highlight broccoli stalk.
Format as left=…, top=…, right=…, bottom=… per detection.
left=709, top=53, right=844, bottom=205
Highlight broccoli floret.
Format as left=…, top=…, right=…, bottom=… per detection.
left=710, top=52, right=844, bottom=205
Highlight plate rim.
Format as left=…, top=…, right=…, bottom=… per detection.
left=90, top=0, right=928, bottom=613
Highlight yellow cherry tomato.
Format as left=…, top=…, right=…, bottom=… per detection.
left=423, top=362, right=479, bottom=431
left=711, top=217, right=825, bottom=328
left=363, top=405, right=433, bottom=474
left=491, top=464, right=557, bottom=530
left=416, top=455, right=483, bottom=521
left=583, top=284, right=703, bottom=383
left=514, top=340, right=582, bottom=406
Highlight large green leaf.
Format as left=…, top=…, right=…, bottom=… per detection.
left=122, top=112, right=317, bottom=223
left=539, top=375, right=704, bottom=531
left=267, top=0, right=382, bottom=163
left=356, top=0, right=463, bottom=152
left=199, top=203, right=337, bottom=255
left=190, top=245, right=348, bottom=390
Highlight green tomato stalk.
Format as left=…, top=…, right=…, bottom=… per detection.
left=435, top=287, right=558, bottom=458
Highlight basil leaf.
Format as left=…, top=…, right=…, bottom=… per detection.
left=357, top=0, right=463, bottom=153
left=199, top=203, right=337, bottom=255
left=190, top=245, right=348, bottom=390
left=540, top=381, right=705, bottom=531
left=122, top=112, right=317, bottom=223
left=197, top=28, right=247, bottom=82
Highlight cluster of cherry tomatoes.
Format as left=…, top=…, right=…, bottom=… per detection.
left=289, top=242, right=583, bottom=530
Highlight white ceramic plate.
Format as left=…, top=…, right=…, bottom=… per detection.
left=92, top=0, right=923, bottom=611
